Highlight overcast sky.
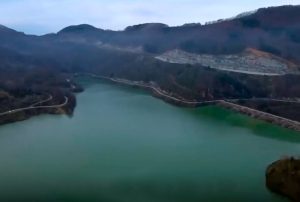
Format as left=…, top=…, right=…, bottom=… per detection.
left=0, top=0, right=299, bottom=35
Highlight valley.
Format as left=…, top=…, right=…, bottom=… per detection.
left=0, top=4, right=300, bottom=201
left=1, top=5, right=300, bottom=129
left=0, top=79, right=299, bottom=202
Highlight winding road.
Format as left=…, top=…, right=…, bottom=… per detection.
left=0, top=96, right=68, bottom=117
left=82, top=73, right=300, bottom=105
left=81, top=73, right=221, bottom=105
left=80, top=73, right=300, bottom=129
left=110, top=78, right=220, bottom=105
left=2, top=73, right=297, bottom=130
left=30, top=94, right=53, bottom=107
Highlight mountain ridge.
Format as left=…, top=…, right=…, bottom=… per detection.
left=1, top=5, right=300, bottom=128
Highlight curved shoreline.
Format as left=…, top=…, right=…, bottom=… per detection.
left=79, top=73, right=300, bottom=132
left=1, top=73, right=299, bottom=132
left=0, top=96, right=69, bottom=117
left=0, top=95, right=71, bottom=126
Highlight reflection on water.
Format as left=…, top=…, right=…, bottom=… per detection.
left=0, top=79, right=298, bottom=202
left=188, top=106, right=300, bottom=143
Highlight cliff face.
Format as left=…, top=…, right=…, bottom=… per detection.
left=266, top=158, right=300, bottom=201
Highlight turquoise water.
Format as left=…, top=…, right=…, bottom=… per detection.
left=0, top=79, right=299, bottom=202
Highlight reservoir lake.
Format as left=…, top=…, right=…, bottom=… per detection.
left=0, top=78, right=299, bottom=202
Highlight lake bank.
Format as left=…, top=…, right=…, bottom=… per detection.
left=78, top=73, right=300, bottom=132
left=0, top=78, right=299, bottom=201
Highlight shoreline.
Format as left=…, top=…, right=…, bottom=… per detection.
left=1, top=73, right=299, bottom=132
left=78, top=73, right=300, bottom=132
left=76, top=73, right=220, bottom=107
left=217, top=101, right=300, bottom=132
left=0, top=95, right=72, bottom=126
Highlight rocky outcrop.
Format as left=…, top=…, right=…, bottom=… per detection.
left=266, top=158, right=300, bottom=202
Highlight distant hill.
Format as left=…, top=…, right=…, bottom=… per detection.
left=0, top=5, right=300, bottom=106
left=1, top=5, right=299, bottom=62
left=51, top=5, right=300, bottom=63
left=58, top=24, right=100, bottom=34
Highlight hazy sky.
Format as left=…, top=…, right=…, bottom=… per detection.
left=0, top=0, right=299, bottom=35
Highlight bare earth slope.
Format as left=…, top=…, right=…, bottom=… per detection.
left=156, top=48, right=299, bottom=75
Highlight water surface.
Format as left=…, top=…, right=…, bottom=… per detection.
left=0, top=78, right=299, bottom=202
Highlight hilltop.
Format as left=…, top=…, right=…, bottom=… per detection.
left=0, top=5, right=300, bottom=125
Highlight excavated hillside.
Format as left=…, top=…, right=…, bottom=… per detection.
left=156, top=48, right=299, bottom=75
